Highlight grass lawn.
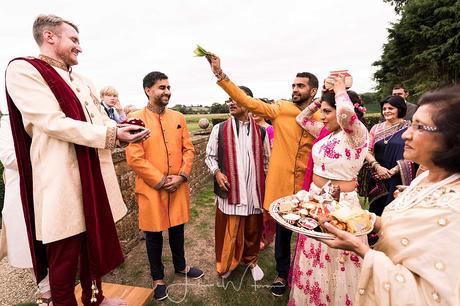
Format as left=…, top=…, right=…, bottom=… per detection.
left=104, top=182, right=291, bottom=306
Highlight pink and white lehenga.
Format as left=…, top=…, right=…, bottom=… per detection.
left=288, top=91, right=369, bottom=306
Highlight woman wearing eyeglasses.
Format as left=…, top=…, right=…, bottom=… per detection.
left=319, top=85, right=460, bottom=305
left=365, top=96, right=418, bottom=217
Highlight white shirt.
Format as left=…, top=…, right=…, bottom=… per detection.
left=205, top=118, right=270, bottom=216
left=0, top=115, right=32, bottom=267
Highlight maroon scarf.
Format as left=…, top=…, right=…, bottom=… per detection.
left=222, top=117, right=265, bottom=205
left=5, top=57, right=124, bottom=283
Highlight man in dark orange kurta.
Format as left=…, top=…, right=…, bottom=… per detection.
left=126, top=71, right=203, bottom=301
left=205, top=54, right=319, bottom=297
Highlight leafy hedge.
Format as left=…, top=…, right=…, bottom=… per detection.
left=211, top=118, right=227, bottom=126
left=362, top=113, right=381, bottom=129
left=213, top=113, right=381, bottom=130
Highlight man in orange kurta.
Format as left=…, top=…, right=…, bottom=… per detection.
left=126, top=71, right=203, bottom=301
left=206, top=54, right=319, bottom=296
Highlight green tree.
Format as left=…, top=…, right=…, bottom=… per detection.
left=360, top=92, right=381, bottom=105
left=359, top=91, right=382, bottom=113
left=384, top=0, right=410, bottom=13
left=171, top=104, right=194, bottom=114
left=209, top=102, right=229, bottom=114
left=374, top=0, right=460, bottom=99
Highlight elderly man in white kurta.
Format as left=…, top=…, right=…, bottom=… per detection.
left=205, top=86, right=270, bottom=282
left=5, top=14, right=150, bottom=306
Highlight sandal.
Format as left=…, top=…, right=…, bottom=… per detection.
left=37, top=297, right=53, bottom=306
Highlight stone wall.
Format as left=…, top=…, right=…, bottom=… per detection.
left=188, top=135, right=213, bottom=197
left=112, top=133, right=212, bottom=253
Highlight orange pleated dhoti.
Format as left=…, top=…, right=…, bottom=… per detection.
left=215, top=208, right=263, bottom=275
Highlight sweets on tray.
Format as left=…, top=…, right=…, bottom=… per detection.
left=272, top=182, right=372, bottom=235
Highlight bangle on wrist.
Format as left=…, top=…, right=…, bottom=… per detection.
left=214, top=68, right=228, bottom=82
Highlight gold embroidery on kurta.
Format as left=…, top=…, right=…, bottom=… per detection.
left=39, top=54, right=69, bottom=71
left=105, top=126, right=117, bottom=150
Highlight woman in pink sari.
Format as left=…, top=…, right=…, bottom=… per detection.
left=250, top=111, right=276, bottom=250
left=288, top=76, right=368, bottom=306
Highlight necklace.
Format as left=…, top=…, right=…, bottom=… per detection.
left=383, top=121, right=403, bottom=145
left=383, top=137, right=392, bottom=145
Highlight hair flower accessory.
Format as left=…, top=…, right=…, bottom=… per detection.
left=353, top=103, right=366, bottom=114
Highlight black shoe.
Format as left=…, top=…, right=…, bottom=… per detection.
left=153, top=284, right=168, bottom=301
left=175, top=266, right=204, bottom=279
left=271, top=277, right=287, bottom=297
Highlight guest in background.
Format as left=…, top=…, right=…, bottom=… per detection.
left=123, top=104, right=138, bottom=116
left=391, top=84, right=417, bottom=120
left=251, top=111, right=274, bottom=149
left=366, top=95, right=417, bottom=216
left=250, top=99, right=275, bottom=251
left=100, top=86, right=127, bottom=123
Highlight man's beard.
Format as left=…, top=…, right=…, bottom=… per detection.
left=292, top=94, right=310, bottom=105
left=56, top=48, right=77, bottom=67
left=155, top=95, right=170, bottom=106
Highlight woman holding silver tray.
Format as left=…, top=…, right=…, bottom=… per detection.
left=319, top=85, right=460, bottom=306
left=288, top=75, right=369, bottom=305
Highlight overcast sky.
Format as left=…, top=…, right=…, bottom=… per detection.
left=0, top=0, right=398, bottom=111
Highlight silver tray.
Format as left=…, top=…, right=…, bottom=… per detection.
left=269, top=196, right=374, bottom=240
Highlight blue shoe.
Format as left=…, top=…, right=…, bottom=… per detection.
left=271, top=277, right=287, bottom=297
left=175, top=266, right=204, bottom=279
left=153, top=284, right=168, bottom=301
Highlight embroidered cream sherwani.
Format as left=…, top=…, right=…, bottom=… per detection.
left=356, top=171, right=460, bottom=306
left=5, top=57, right=127, bottom=243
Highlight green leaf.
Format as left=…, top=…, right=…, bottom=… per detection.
left=193, top=44, right=209, bottom=57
